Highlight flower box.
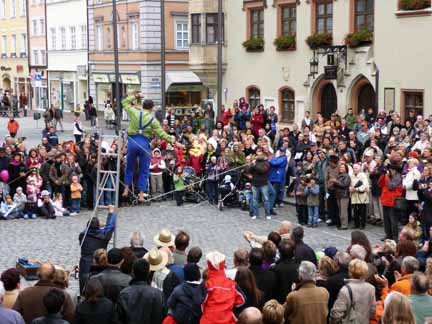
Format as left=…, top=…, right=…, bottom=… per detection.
left=400, top=0, right=431, bottom=10
left=345, top=29, right=373, bottom=48
left=306, top=33, right=332, bottom=50
left=243, top=37, right=265, bottom=52
left=274, top=35, right=296, bottom=51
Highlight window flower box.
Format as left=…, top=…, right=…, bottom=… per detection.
left=274, top=35, right=296, bottom=51
left=306, top=33, right=332, bottom=50
left=243, top=37, right=265, bottom=52
left=345, top=29, right=373, bottom=48
left=400, top=0, right=431, bottom=10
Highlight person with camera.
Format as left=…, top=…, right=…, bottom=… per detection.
left=331, top=163, right=351, bottom=230
left=350, top=163, right=370, bottom=230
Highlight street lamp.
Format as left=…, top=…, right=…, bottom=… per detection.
left=309, top=55, right=319, bottom=78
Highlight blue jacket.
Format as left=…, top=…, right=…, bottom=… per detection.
left=269, top=156, right=288, bottom=184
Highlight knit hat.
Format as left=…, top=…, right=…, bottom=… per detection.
left=184, top=263, right=201, bottom=282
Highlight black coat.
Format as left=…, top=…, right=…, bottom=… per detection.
left=271, top=258, right=299, bottom=304
left=116, top=280, right=166, bottom=324
left=325, top=266, right=349, bottom=310
left=294, top=241, right=317, bottom=265
left=167, top=282, right=205, bottom=324
left=131, top=247, right=148, bottom=259
left=31, top=314, right=69, bottom=324
left=93, top=268, right=131, bottom=304
left=75, top=297, right=115, bottom=324
left=249, top=265, right=276, bottom=305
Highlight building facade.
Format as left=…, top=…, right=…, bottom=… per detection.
left=27, top=0, right=48, bottom=110
left=88, top=0, right=203, bottom=116
left=222, top=0, right=432, bottom=124
left=0, top=0, right=29, bottom=97
left=46, top=0, right=88, bottom=111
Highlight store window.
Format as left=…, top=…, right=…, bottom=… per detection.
left=96, top=24, right=103, bottom=50
left=70, top=26, right=76, bottom=49
left=316, top=0, right=333, bottom=34
left=50, top=27, right=56, bottom=50
left=404, top=91, right=423, bottom=120
left=250, top=8, right=264, bottom=38
left=354, top=0, right=374, bottom=31
left=281, top=5, right=296, bottom=36
left=191, top=14, right=201, bottom=44
left=130, top=21, right=139, bottom=50
left=280, top=88, right=295, bottom=122
left=247, top=86, right=261, bottom=109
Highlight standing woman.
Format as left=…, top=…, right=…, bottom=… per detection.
left=414, top=165, right=432, bottom=241
left=251, top=105, right=264, bottom=136
left=402, top=158, right=421, bottom=224
left=234, top=266, right=262, bottom=311
left=332, top=163, right=351, bottom=230
left=379, top=164, right=403, bottom=241
left=8, top=152, right=27, bottom=196
left=350, top=164, right=370, bottom=229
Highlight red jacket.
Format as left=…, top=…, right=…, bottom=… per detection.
left=379, top=174, right=403, bottom=207
left=221, top=110, right=233, bottom=126
left=200, top=261, right=245, bottom=324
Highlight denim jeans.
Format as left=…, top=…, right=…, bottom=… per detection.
left=268, top=182, right=276, bottom=210
left=71, top=198, right=81, bottom=213
left=206, top=180, right=218, bottom=204
left=308, top=206, right=319, bottom=225
left=252, top=184, right=271, bottom=217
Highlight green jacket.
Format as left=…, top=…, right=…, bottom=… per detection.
left=122, top=96, right=173, bottom=143
left=408, top=294, right=432, bottom=324
left=344, top=113, right=356, bottom=130
left=174, top=174, right=185, bottom=191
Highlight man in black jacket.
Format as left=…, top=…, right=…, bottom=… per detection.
left=325, top=251, right=351, bottom=310
left=93, top=248, right=131, bottom=303
left=78, top=206, right=116, bottom=293
left=290, top=226, right=317, bottom=265
left=271, top=241, right=298, bottom=304
left=247, top=147, right=272, bottom=220
left=249, top=248, right=276, bottom=306
left=117, top=259, right=165, bottom=324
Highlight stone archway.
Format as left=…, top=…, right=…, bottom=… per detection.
left=2, top=76, right=11, bottom=90
left=349, top=76, right=376, bottom=115
left=312, top=78, right=337, bottom=120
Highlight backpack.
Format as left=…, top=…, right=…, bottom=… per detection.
left=342, top=284, right=360, bottom=324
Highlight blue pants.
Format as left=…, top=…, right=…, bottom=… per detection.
left=125, top=134, right=151, bottom=192
left=206, top=180, right=218, bottom=204
left=308, top=206, right=319, bottom=225
left=71, top=198, right=81, bottom=213
left=252, top=185, right=272, bottom=217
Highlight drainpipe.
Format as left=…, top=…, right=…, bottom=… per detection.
left=375, top=66, right=379, bottom=110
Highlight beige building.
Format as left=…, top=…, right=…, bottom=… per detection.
left=219, top=0, right=432, bottom=124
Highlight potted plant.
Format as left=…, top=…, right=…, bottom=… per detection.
left=306, top=33, right=332, bottom=50
left=345, top=29, right=374, bottom=48
left=274, top=35, right=296, bottom=51
left=242, top=37, right=265, bottom=52
left=400, top=0, right=431, bottom=10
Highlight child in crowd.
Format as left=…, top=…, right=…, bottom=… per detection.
left=206, top=156, right=219, bottom=205
left=37, top=190, right=56, bottom=219
left=53, top=193, right=70, bottom=217
left=304, top=177, right=320, bottom=228
left=1, top=195, right=20, bottom=219
left=173, top=166, right=185, bottom=207
left=295, top=174, right=308, bottom=226
left=239, top=182, right=253, bottom=215
left=70, top=175, right=83, bottom=215
left=150, top=148, right=166, bottom=200
left=13, top=187, right=27, bottom=218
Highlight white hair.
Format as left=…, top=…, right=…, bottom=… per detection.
left=299, top=261, right=316, bottom=281
left=130, top=231, right=144, bottom=248
left=350, top=244, right=367, bottom=261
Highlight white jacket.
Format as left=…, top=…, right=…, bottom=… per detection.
left=403, top=167, right=421, bottom=201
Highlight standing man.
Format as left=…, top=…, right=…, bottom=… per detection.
left=122, top=93, right=176, bottom=203
left=7, top=116, right=19, bottom=138
left=269, top=147, right=288, bottom=208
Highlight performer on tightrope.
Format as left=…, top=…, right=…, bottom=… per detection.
left=122, top=93, right=175, bottom=202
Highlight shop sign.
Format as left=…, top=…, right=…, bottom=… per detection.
left=0, top=66, right=12, bottom=71
left=324, top=66, right=337, bottom=80
left=167, top=84, right=204, bottom=92
left=121, top=74, right=140, bottom=85
left=93, top=73, right=110, bottom=83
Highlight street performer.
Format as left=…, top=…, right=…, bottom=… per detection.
left=122, top=93, right=175, bottom=202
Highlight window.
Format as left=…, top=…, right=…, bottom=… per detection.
left=33, top=49, right=39, bottom=65
left=96, top=24, right=103, bottom=50
left=32, top=19, right=38, bottom=36
left=10, top=0, right=15, bottom=17
left=175, top=20, right=188, bottom=49
left=131, top=22, right=139, bottom=50
left=120, top=25, right=126, bottom=48
left=281, top=88, right=295, bottom=122
left=191, top=14, right=201, bottom=44
left=21, top=33, right=26, bottom=55
left=70, top=26, right=76, bottom=49
left=247, top=87, right=261, bottom=109
left=355, top=0, right=374, bottom=31
left=106, top=26, right=111, bottom=49
left=404, top=92, right=423, bottom=120
left=20, top=0, right=25, bottom=16
left=316, top=0, right=333, bottom=34
left=40, top=49, right=46, bottom=65
left=80, top=25, right=87, bottom=49
left=0, top=0, right=6, bottom=18
left=60, top=27, right=66, bottom=49
left=206, top=13, right=223, bottom=44
left=281, top=5, right=296, bottom=36
left=50, top=27, right=56, bottom=49
left=39, top=18, right=45, bottom=35
left=250, top=8, right=264, bottom=38
left=1, top=35, right=6, bottom=55
left=11, top=34, right=16, bottom=54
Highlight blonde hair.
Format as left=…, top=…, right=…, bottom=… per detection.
left=382, top=292, right=416, bottom=324
left=53, top=266, right=70, bottom=289
left=262, top=299, right=284, bottom=324
left=93, top=249, right=108, bottom=267
left=407, top=158, right=419, bottom=167
left=318, top=256, right=338, bottom=278
left=349, top=259, right=369, bottom=279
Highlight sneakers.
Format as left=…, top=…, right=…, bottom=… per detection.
left=70, top=212, right=78, bottom=216
left=326, top=219, right=332, bottom=224
left=31, top=214, right=37, bottom=219
left=23, top=214, right=29, bottom=219
left=266, top=215, right=272, bottom=220
left=251, top=216, right=257, bottom=220
left=270, top=210, right=277, bottom=216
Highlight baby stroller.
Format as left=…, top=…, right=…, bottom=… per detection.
left=183, top=166, right=203, bottom=204
left=217, top=173, right=241, bottom=211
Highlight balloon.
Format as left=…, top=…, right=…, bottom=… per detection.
left=0, top=170, right=9, bottom=183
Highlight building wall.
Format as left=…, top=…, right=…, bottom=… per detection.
left=222, top=0, right=432, bottom=124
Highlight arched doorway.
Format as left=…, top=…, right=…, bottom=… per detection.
left=358, top=83, right=376, bottom=115
left=321, top=83, right=337, bottom=120
left=2, top=77, right=11, bottom=90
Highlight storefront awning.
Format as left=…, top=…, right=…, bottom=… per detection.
left=166, top=71, right=202, bottom=91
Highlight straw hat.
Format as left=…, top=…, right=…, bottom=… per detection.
left=144, top=248, right=168, bottom=272
left=153, top=229, right=175, bottom=247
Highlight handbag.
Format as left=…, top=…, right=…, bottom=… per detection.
left=394, top=196, right=408, bottom=211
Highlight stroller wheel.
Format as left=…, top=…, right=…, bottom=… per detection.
left=132, top=200, right=138, bottom=206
